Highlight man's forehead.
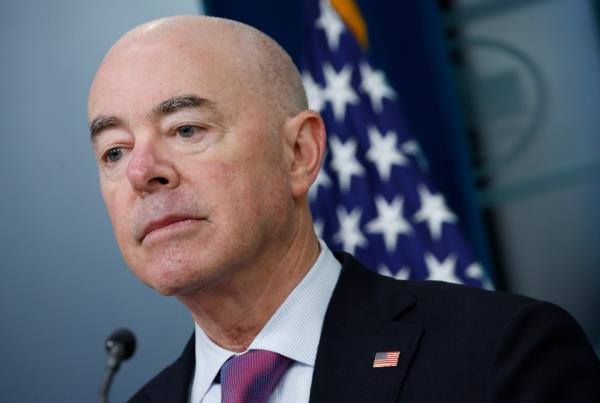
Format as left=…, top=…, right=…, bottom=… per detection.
left=113, top=16, right=245, bottom=50
left=88, top=16, right=302, bottom=132
left=88, top=38, right=244, bottom=120
left=96, top=18, right=249, bottom=78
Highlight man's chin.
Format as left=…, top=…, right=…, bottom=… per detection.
left=150, top=283, right=181, bottom=296
left=140, top=271, right=210, bottom=297
left=132, top=268, right=193, bottom=296
left=127, top=253, right=209, bottom=296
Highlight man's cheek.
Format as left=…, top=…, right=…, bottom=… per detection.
left=105, top=201, right=133, bottom=251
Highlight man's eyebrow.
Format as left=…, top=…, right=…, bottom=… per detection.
left=89, top=95, right=215, bottom=142
left=89, top=115, right=123, bottom=142
left=153, top=94, right=215, bottom=115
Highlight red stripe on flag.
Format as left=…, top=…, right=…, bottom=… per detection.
left=373, top=351, right=400, bottom=367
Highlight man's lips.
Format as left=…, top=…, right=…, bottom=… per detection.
left=140, top=215, right=202, bottom=242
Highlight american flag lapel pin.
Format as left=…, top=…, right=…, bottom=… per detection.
left=373, top=351, right=401, bottom=368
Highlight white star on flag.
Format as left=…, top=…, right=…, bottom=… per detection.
left=366, top=126, right=409, bottom=181
left=333, top=207, right=368, bottom=255
left=316, top=0, right=345, bottom=51
left=329, top=136, right=365, bottom=191
left=402, top=140, right=429, bottom=171
left=378, top=264, right=410, bottom=280
left=309, top=167, right=332, bottom=200
left=424, top=253, right=462, bottom=284
left=314, top=219, right=325, bottom=239
left=413, top=185, right=457, bottom=240
left=359, top=62, right=396, bottom=113
left=466, top=263, right=494, bottom=290
left=323, top=63, right=359, bottom=122
left=366, top=195, right=412, bottom=252
left=401, top=140, right=419, bottom=156
left=302, top=71, right=326, bottom=112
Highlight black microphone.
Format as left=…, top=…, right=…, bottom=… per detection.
left=98, top=328, right=137, bottom=403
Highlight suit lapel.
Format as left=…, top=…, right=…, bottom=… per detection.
left=309, top=253, right=423, bottom=403
left=133, top=334, right=195, bottom=403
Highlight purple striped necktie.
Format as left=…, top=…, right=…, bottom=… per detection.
left=220, top=349, right=292, bottom=403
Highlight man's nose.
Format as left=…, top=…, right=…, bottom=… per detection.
left=126, top=140, right=179, bottom=195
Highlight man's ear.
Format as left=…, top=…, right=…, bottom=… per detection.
left=283, top=109, right=326, bottom=199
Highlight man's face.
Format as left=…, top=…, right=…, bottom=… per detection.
left=88, top=35, right=294, bottom=295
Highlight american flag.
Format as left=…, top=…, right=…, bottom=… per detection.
left=302, top=0, right=491, bottom=288
left=373, top=351, right=401, bottom=368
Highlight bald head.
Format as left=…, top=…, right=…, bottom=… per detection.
left=90, top=16, right=307, bottom=127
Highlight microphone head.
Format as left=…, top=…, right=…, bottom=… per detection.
left=105, top=328, right=136, bottom=361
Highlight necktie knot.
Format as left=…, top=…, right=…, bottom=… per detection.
left=220, top=349, right=292, bottom=403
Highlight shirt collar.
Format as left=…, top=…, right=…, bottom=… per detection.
left=191, top=240, right=341, bottom=400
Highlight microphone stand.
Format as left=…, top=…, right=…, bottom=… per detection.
left=98, top=329, right=136, bottom=403
left=98, top=343, right=123, bottom=403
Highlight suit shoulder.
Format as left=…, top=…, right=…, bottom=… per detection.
left=398, top=279, right=535, bottom=311
left=387, top=277, right=595, bottom=357
left=336, top=251, right=538, bottom=323
left=396, top=277, right=550, bottom=328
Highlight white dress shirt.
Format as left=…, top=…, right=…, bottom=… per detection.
left=189, top=240, right=342, bottom=403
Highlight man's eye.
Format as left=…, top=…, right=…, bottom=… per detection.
left=106, top=148, right=123, bottom=162
left=176, top=125, right=198, bottom=138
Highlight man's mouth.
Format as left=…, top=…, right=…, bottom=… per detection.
left=140, top=215, right=202, bottom=242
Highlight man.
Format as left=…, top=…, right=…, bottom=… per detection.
left=89, top=15, right=600, bottom=403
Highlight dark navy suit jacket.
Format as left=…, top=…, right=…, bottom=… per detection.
left=128, top=252, right=600, bottom=402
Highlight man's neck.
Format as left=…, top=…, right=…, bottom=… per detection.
left=177, top=218, right=321, bottom=352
